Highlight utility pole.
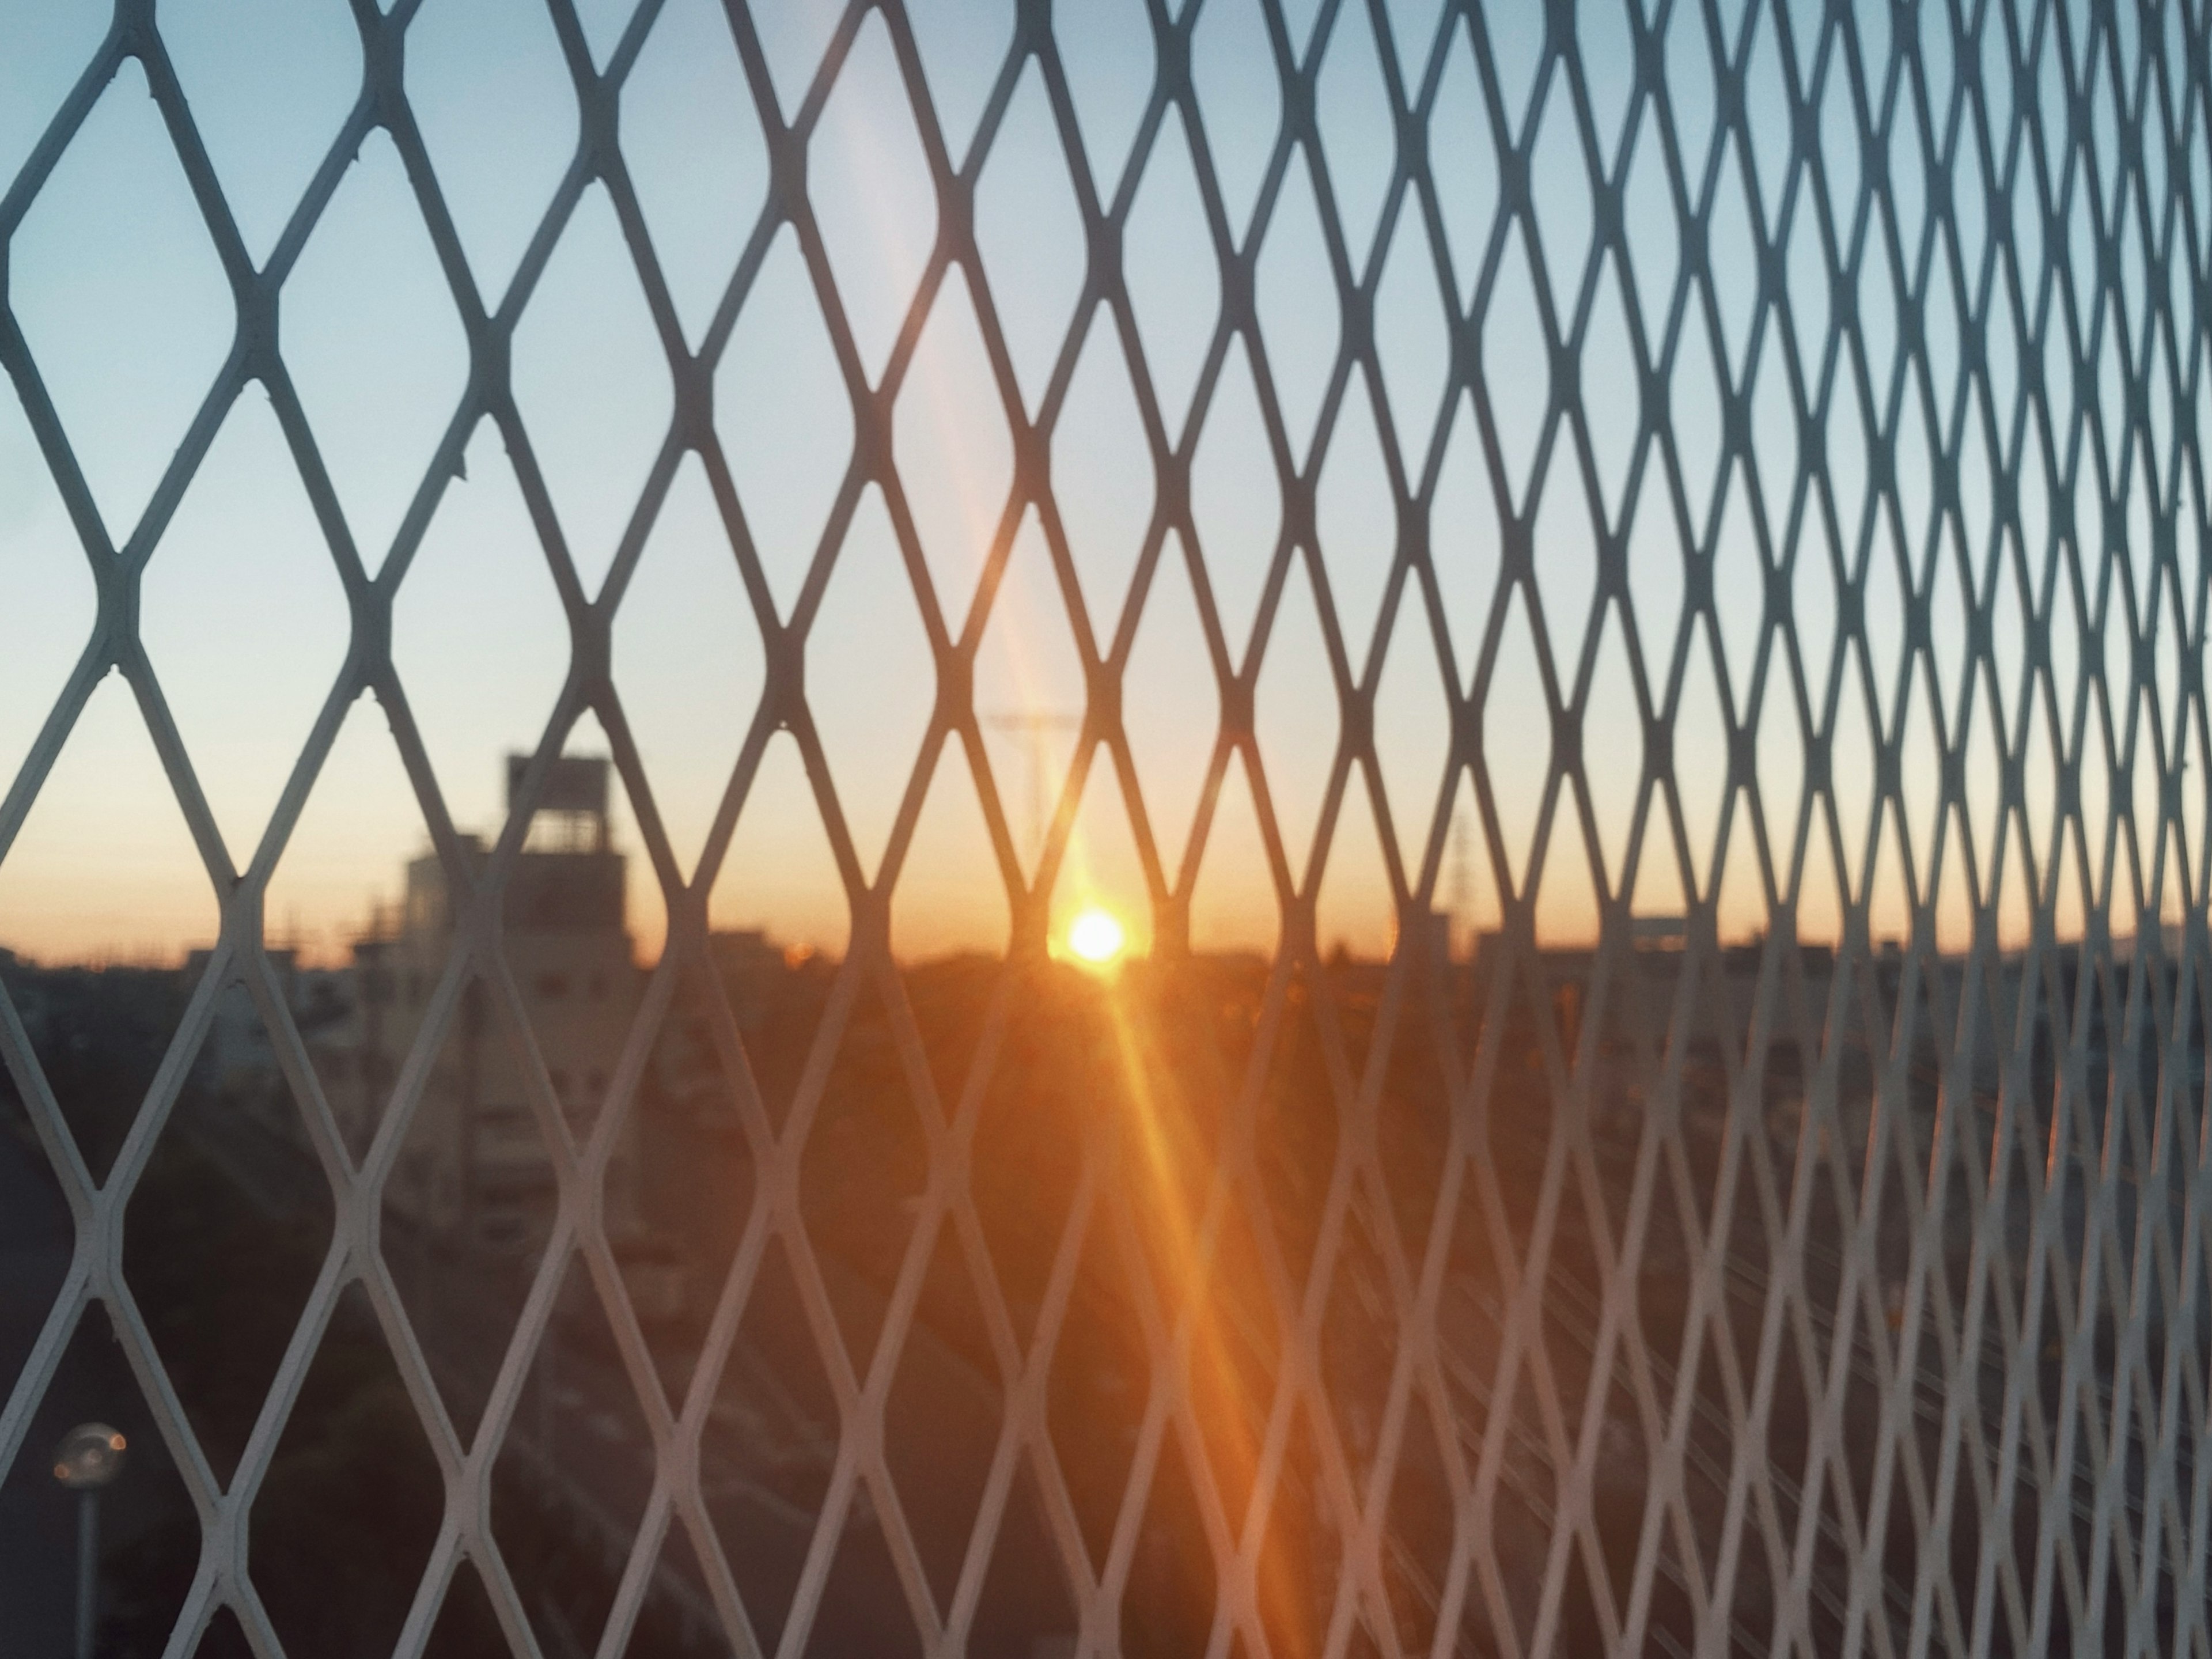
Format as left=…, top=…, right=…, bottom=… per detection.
left=986, top=711, right=1081, bottom=866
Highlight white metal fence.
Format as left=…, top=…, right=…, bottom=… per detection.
left=3, top=0, right=2211, bottom=1655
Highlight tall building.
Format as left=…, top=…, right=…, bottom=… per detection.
left=336, top=755, right=646, bottom=1256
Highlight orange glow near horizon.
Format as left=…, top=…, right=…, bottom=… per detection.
left=1095, top=969, right=1300, bottom=1659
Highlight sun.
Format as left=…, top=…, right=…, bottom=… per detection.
left=1066, top=907, right=1127, bottom=967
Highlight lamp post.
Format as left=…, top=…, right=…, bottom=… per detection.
left=54, top=1422, right=126, bottom=1659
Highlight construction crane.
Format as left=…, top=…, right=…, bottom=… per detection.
left=986, top=710, right=1082, bottom=866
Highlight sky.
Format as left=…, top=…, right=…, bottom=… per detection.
left=0, top=0, right=2177, bottom=968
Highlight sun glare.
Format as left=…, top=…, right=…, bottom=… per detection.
left=1066, top=907, right=1127, bottom=966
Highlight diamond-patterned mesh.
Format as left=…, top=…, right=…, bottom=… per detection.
left=5, top=0, right=2212, bottom=1654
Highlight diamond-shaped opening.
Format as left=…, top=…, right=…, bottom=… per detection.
left=974, top=62, right=1090, bottom=415
left=1708, top=142, right=1763, bottom=381
left=1316, top=0, right=1396, bottom=270
left=1479, top=222, right=1551, bottom=514
left=122, top=971, right=335, bottom=1488
left=965, top=964, right=1099, bottom=1347
left=1899, top=679, right=1944, bottom=883
left=1529, top=79, right=1595, bottom=320
left=1891, top=400, right=1935, bottom=574
left=1430, top=15, right=1502, bottom=308
left=282, top=126, right=472, bottom=581
left=974, top=512, right=1088, bottom=882
left=1709, top=460, right=1765, bottom=695
left=1431, top=391, right=1501, bottom=679
left=264, top=692, right=437, bottom=1161
left=717, top=225, right=854, bottom=618
left=797, top=983, right=934, bottom=1379
left=1580, top=252, right=1641, bottom=531
left=1190, top=0, right=1282, bottom=248
left=161, top=0, right=358, bottom=264
left=802, top=1480, right=929, bottom=1654
left=1121, top=1435, right=1221, bottom=1655
left=1053, top=305, right=1157, bottom=635
left=500, top=725, right=655, bottom=1161
left=808, top=484, right=939, bottom=883
left=1190, top=335, right=1285, bottom=655
left=2, top=1309, right=197, bottom=1654
left=1372, top=588, right=1452, bottom=883
left=0, top=389, right=97, bottom=797
left=1122, top=535, right=1221, bottom=881
left=1254, top=1399, right=1342, bottom=1657
left=1378, top=1392, right=1456, bottom=1654
left=493, top=1256, right=657, bottom=1657
left=1619, top=112, right=1679, bottom=342
left=1250, top=980, right=1340, bottom=1306
left=511, top=181, right=675, bottom=597
left=1044, top=1215, right=1146, bottom=1573
left=1316, top=781, right=1397, bottom=966
left=1051, top=749, right=1153, bottom=960
left=622, top=956, right=757, bottom=1401
left=1253, top=153, right=1341, bottom=464
left=1857, top=217, right=1902, bottom=407
left=812, top=12, right=938, bottom=384
left=1673, top=623, right=1731, bottom=899
left=968, top=1455, right=1082, bottom=1655
left=1530, top=447, right=1600, bottom=671
left=1708, top=787, right=1766, bottom=945
left=1320, top=1204, right=1402, bottom=1495
left=0, top=9, right=108, bottom=195
left=405, top=0, right=577, bottom=304
left=1254, top=556, right=1340, bottom=884
left=1754, top=653, right=1806, bottom=882
left=1478, top=586, right=1552, bottom=902
left=613, top=453, right=766, bottom=885
left=1784, top=186, right=1831, bottom=356
left=698, top=1233, right=839, bottom=1653
left=1791, top=493, right=1841, bottom=699
left=7, top=56, right=234, bottom=537
left=378, top=963, right=560, bottom=1444
left=1373, top=210, right=1453, bottom=469
left=391, top=420, right=572, bottom=836
left=1660, top=0, right=1716, bottom=173
left=1583, top=604, right=1645, bottom=900
left=897, top=264, right=1017, bottom=627
left=0, top=677, right=214, bottom=1179
left=706, top=734, right=847, bottom=1122
left=1374, top=980, right=1456, bottom=1265
left=141, top=392, right=350, bottom=868
left=1190, top=749, right=1282, bottom=957
left=623, top=0, right=768, bottom=347
left=248, top=1282, right=445, bottom=1657
left=1176, top=1194, right=1283, bottom=1531
left=892, top=736, right=1011, bottom=961
left=1314, top=376, right=1397, bottom=671
left=883, top=1227, right=1006, bottom=1615
left=1052, top=0, right=1154, bottom=199
left=1123, top=104, right=1223, bottom=441
left=1669, top=300, right=1726, bottom=539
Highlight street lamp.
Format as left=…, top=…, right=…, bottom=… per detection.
left=54, top=1422, right=126, bottom=1659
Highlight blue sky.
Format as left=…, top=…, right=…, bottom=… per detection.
left=0, top=0, right=2136, bottom=966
